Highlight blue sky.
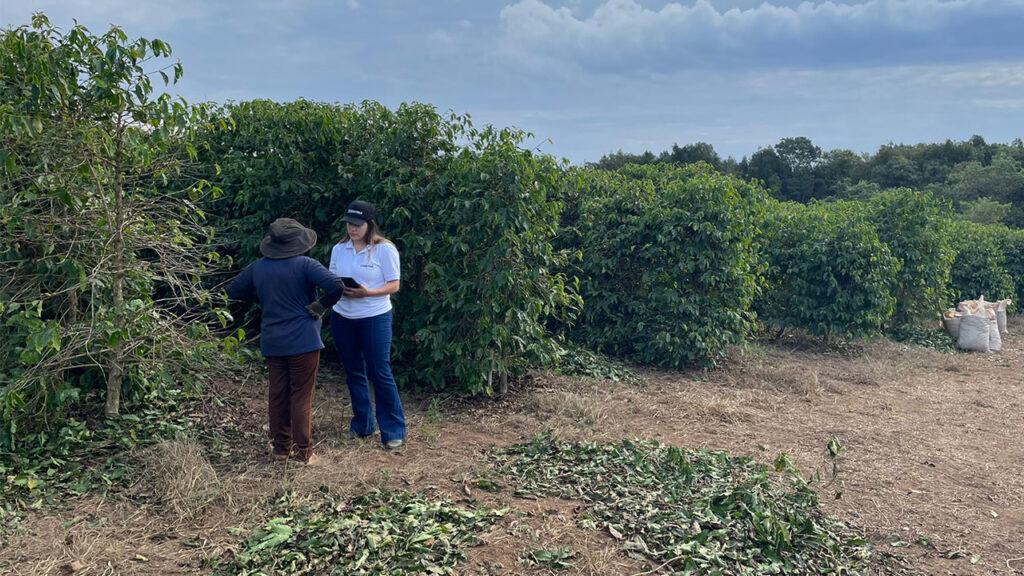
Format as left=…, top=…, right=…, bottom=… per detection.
left=3, top=0, right=1024, bottom=164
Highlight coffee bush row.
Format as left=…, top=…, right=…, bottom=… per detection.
left=756, top=192, right=1017, bottom=339
left=198, top=103, right=1021, bottom=386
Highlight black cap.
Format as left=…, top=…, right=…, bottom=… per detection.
left=342, top=200, right=375, bottom=225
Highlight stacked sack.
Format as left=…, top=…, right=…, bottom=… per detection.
left=943, top=296, right=1010, bottom=353
left=990, top=298, right=1012, bottom=335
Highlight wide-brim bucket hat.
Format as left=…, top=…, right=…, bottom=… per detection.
left=260, top=218, right=317, bottom=259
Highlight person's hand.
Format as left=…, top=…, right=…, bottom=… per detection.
left=305, top=301, right=326, bottom=318
left=343, top=285, right=371, bottom=298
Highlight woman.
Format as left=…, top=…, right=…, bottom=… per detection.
left=329, top=200, right=407, bottom=450
left=226, top=218, right=343, bottom=465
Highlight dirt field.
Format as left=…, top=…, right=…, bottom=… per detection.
left=2, top=318, right=1022, bottom=575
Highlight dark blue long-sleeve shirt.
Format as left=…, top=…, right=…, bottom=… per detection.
left=226, top=256, right=344, bottom=357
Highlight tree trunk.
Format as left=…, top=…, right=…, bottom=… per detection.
left=61, top=286, right=79, bottom=387
left=105, top=163, right=126, bottom=417
left=498, top=371, right=508, bottom=396
left=105, top=270, right=124, bottom=416
left=67, top=286, right=79, bottom=324
left=105, top=346, right=123, bottom=417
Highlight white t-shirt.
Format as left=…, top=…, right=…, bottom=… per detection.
left=329, top=240, right=401, bottom=319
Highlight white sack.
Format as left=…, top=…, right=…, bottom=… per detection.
left=990, top=320, right=1002, bottom=352
left=996, top=309, right=1007, bottom=335
left=958, top=314, right=991, bottom=352
left=942, top=316, right=961, bottom=340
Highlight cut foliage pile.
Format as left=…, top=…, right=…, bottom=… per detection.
left=494, top=436, right=914, bottom=576
left=214, top=490, right=507, bottom=575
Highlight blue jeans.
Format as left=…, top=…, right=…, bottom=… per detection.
left=331, top=310, right=406, bottom=444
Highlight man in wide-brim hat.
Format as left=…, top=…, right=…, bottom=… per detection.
left=226, top=218, right=344, bottom=465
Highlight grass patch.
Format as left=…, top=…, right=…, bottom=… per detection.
left=493, top=435, right=915, bottom=576
left=527, top=390, right=611, bottom=429
left=214, top=489, right=508, bottom=575
left=132, top=437, right=227, bottom=518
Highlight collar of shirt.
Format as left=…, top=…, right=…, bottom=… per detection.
left=341, top=241, right=369, bottom=255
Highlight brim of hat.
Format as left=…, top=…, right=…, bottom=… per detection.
left=260, top=228, right=317, bottom=259
left=341, top=215, right=369, bottom=225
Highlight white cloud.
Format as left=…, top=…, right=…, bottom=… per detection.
left=428, top=28, right=457, bottom=48
left=745, top=62, right=1024, bottom=94
left=498, top=0, right=1024, bottom=74
left=931, top=65, right=1024, bottom=88
left=973, top=98, right=1024, bottom=109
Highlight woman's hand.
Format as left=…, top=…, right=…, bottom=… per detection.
left=343, top=285, right=371, bottom=298
left=343, top=280, right=399, bottom=299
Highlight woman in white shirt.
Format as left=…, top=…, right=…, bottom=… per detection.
left=329, top=200, right=406, bottom=450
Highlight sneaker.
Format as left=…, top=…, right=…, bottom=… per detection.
left=349, top=430, right=374, bottom=440
left=271, top=451, right=289, bottom=462
left=384, top=439, right=405, bottom=451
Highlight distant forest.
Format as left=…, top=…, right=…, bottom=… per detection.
left=591, top=136, right=1024, bottom=228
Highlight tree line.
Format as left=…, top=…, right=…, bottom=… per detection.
left=591, top=136, right=1024, bottom=227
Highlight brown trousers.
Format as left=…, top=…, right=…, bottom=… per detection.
left=265, top=350, right=320, bottom=461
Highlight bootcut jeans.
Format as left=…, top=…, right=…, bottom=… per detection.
left=330, top=309, right=406, bottom=444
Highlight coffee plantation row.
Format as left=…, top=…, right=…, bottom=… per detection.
left=197, top=100, right=1021, bottom=370
left=2, top=18, right=1021, bottom=446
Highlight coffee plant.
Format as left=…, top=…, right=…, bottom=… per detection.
left=556, top=163, right=767, bottom=368
left=757, top=200, right=899, bottom=340
left=1001, top=227, right=1024, bottom=307
left=0, top=15, right=226, bottom=447
left=948, top=221, right=1017, bottom=306
left=867, top=188, right=956, bottom=325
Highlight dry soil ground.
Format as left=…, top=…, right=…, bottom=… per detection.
left=2, top=318, right=1022, bottom=575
